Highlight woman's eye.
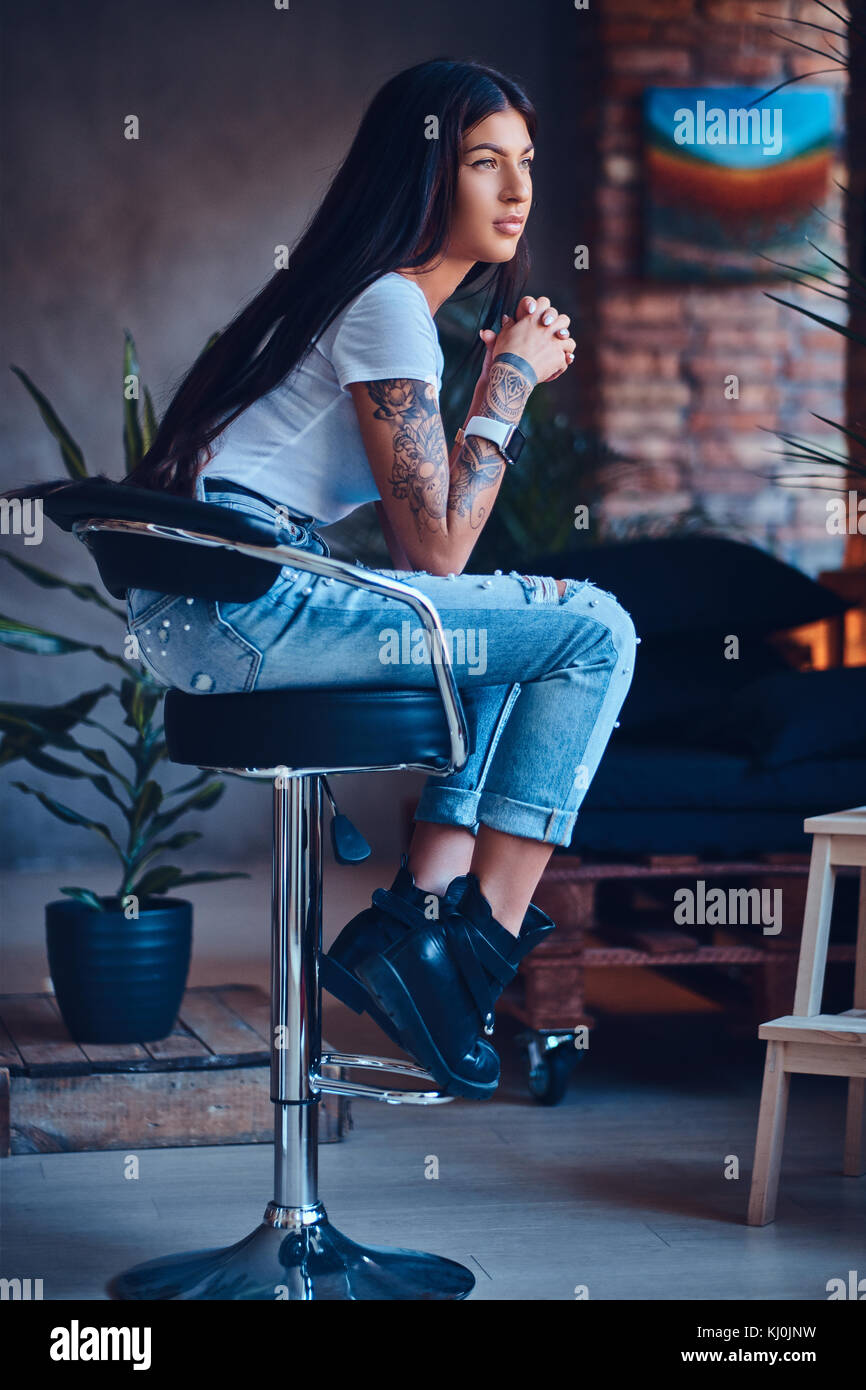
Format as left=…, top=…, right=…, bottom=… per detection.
left=469, top=156, right=533, bottom=171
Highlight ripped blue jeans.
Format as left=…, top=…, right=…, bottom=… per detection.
left=125, top=477, right=639, bottom=849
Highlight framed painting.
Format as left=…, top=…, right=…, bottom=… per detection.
left=644, top=86, right=840, bottom=281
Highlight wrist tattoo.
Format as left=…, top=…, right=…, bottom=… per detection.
left=487, top=354, right=535, bottom=422
left=492, top=352, right=537, bottom=385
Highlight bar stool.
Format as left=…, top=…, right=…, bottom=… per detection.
left=42, top=477, right=476, bottom=1299
left=747, top=805, right=866, bottom=1226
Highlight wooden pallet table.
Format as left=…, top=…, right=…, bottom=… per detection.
left=498, top=855, right=858, bottom=1034
left=0, top=983, right=350, bottom=1157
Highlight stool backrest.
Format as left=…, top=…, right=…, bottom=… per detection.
left=41, top=477, right=283, bottom=601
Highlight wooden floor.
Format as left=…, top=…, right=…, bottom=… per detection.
left=2, top=858, right=863, bottom=1300
left=4, top=1011, right=863, bottom=1301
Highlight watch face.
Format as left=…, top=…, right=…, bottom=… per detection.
left=508, top=428, right=526, bottom=463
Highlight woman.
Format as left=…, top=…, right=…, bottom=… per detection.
left=124, top=58, right=638, bottom=1100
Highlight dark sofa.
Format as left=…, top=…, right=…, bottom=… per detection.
left=523, top=536, right=866, bottom=858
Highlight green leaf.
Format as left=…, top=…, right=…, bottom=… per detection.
left=81, top=717, right=138, bottom=759
left=2, top=745, right=128, bottom=813
left=145, top=830, right=202, bottom=853
left=1, top=745, right=83, bottom=777
left=9, top=365, right=88, bottom=479
left=762, top=294, right=866, bottom=349
left=0, top=687, right=116, bottom=767
left=130, top=865, right=184, bottom=898
left=163, top=768, right=215, bottom=798
left=119, top=677, right=162, bottom=734
left=142, top=386, right=159, bottom=455
left=122, top=331, right=144, bottom=472
left=802, top=238, right=866, bottom=295
left=88, top=644, right=139, bottom=674
left=58, top=886, right=105, bottom=912
left=138, top=739, right=168, bottom=780
left=0, top=615, right=96, bottom=657
left=197, top=330, right=222, bottom=361
left=0, top=686, right=113, bottom=736
left=128, top=778, right=163, bottom=842
left=0, top=615, right=130, bottom=672
left=809, top=413, right=866, bottom=454
left=76, top=744, right=135, bottom=797
left=125, top=830, right=202, bottom=882
left=0, top=550, right=124, bottom=617
left=130, top=866, right=248, bottom=899
left=147, top=780, right=224, bottom=837
left=82, top=770, right=128, bottom=814
left=10, top=781, right=123, bottom=854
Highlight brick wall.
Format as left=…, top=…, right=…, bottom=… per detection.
left=577, top=0, right=853, bottom=577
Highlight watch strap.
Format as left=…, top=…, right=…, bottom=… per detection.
left=460, top=415, right=525, bottom=466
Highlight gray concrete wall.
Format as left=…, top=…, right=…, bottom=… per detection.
left=0, top=0, right=579, bottom=870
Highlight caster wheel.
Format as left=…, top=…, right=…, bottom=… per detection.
left=526, top=1044, right=581, bottom=1106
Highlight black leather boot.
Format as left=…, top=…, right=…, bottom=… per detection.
left=355, top=871, right=555, bottom=1100
left=320, top=853, right=448, bottom=1051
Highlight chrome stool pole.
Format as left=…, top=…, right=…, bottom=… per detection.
left=108, top=772, right=474, bottom=1300
left=268, top=772, right=322, bottom=1217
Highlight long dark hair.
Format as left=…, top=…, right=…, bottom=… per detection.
left=123, top=58, right=536, bottom=497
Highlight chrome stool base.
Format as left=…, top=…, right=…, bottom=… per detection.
left=108, top=1207, right=474, bottom=1301
left=107, top=777, right=475, bottom=1302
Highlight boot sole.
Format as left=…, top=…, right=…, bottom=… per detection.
left=319, top=953, right=407, bottom=1053
left=355, top=953, right=499, bottom=1101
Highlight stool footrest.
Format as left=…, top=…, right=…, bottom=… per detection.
left=312, top=1051, right=455, bottom=1105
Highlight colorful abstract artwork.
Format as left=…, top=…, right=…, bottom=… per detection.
left=644, top=86, right=839, bottom=281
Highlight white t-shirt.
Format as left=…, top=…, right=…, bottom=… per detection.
left=199, top=271, right=444, bottom=525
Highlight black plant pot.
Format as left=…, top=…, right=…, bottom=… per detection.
left=46, top=896, right=193, bottom=1044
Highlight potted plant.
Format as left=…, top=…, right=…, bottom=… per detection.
left=0, top=332, right=247, bottom=1043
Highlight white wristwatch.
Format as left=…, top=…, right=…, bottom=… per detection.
left=455, top=415, right=526, bottom=467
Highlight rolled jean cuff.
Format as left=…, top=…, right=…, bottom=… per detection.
left=413, top=785, right=481, bottom=836
left=476, top=790, right=576, bottom=848
left=413, top=785, right=577, bottom=848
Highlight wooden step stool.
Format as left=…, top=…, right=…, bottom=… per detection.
left=0, top=983, right=350, bottom=1156
left=747, top=807, right=866, bottom=1225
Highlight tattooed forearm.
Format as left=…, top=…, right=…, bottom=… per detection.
left=361, top=351, right=535, bottom=553
left=448, top=352, right=535, bottom=525
left=364, top=379, right=449, bottom=541
left=449, top=433, right=503, bottom=524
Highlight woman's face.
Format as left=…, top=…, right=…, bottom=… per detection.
left=449, top=106, right=534, bottom=264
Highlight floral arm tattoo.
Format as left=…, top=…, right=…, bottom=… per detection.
left=365, top=379, right=450, bottom=541
left=363, top=353, right=536, bottom=542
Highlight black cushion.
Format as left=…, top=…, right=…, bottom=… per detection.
left=615, top=632, right=791, bottom=736
left=577, top=740, right=866, bottom=812
left=673, top=666, right=866, bottom=768
left=39, top=475, right=284, bottom=601
left=164, top=685, right=460, bottom=773
left=524, top=536, right=851, bottom=638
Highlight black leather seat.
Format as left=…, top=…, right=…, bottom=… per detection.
left=165, top=686, right=455, bottom=772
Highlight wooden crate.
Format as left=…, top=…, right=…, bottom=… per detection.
left=500, top=854, right=859, bottom=1033
left=0, top=984, right=351, bottom=1157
